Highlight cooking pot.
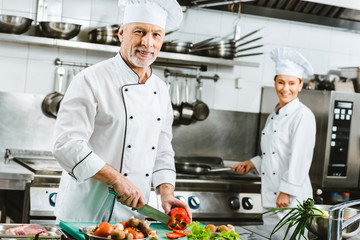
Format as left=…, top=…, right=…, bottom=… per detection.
left=88, top=24, right=120, bottom=45
left=307, top=204, right=360, bottom=239
left=175, top=162, right=232, bottom=175
left=161, top=41, right=193, bottom=54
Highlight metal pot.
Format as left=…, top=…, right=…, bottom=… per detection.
left=38, top=21, right=81, bottom=40
left=179, top=79, right=194, bottom=125
left=192, top=81, right=209, bottom=121
left=88, top=24, right=120, bottom=45
left=175, top=162, right=232, bottom=175
left=307, top=204, right=360, bottom=239
left=161, top=41, right=193, bottom=54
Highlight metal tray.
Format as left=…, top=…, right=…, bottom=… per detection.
left=0, top=224, right=63, bottom=239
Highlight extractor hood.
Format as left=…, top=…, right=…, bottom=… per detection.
left=178, top=0, right=360, bottom=31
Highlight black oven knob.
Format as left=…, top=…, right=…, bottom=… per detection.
left=242, top=197, right=253, bottom=210
left=228, top=197, right=240, bottom=210
left=176, top=196, right=186, bottom=203
left=188, top=196, right=200, bottom=209
left=49, top=192, right=57, bottom=207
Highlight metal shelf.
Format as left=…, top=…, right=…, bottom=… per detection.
left=0, top=33, right=259, bottom=68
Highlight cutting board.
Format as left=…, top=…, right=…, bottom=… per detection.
left=60, top=222, right=188, bottom=240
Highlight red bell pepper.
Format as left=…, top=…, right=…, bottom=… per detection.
left=167, top=207, right=191, bottom=230
left=166, top=232, right=184, bottom=239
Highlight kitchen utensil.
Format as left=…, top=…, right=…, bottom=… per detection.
left=38, top=21, right=81, bottom=40
left=175, top=162, right=232, bottom=175
left=161, top=41, right=193, bottom=54
left=307, top=204, right=360, bottom=239
left=88, top=24, right=120, bottom=45
left=0, top=14, right=33, bottom=34
left=192, top=81, right=209, bottom=121
left=172, top=78, right=181, bottom=125
left=108, top=187, right=170, bottom=224
left=179, top=78, right=194, bottom=125
left=236, top=37, right=263, bottom=48
left=237, top=27, right=263, bottom=41
left=235, top=52, right=264, bottom=58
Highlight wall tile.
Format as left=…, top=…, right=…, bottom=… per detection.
left=62, top=0, right=91, bottom=21
left=2, top=0, right=33, bottom=14
left=328, top=52, right=351, bottom=69
left=329, top=30, right=351, bottom=55
left=288, top=22, right=312, bottom=49
left=213, top=78, right=238, bottom=111
left=308, top=50, right=330, bottom=74
left=236, top=81, right=262, bottom=113
left=25, top=59, right=55, bottom=94
left=90, top=0, right=119, bottom=24
left=0, top=56, right=27, bottom=92
left=28, top=44, right=58, bottom=61
left=192, top=9, right=223, bottom=37
left=0, top=41, right=29, bottom=58
left=265, top=18, right=290, bottom=46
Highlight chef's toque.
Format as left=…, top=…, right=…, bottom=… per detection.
left=118, top=0, right=183, bottom=31
left=270, top=47, right=314, bottom=79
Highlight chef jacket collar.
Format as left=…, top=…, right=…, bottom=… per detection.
left=275, top=98, right=300, bottom=116
left=114, top=53, right=153, bottom=84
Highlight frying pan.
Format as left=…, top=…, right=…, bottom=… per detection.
left=192, top=81, right=209, bottom=121
left=179, top=79, right=194, bottom=125
left=175, top=162, right=232, bottom=175
left=171, top=78, right=181, bottom=125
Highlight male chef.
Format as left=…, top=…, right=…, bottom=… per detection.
left=52, top=0, right=191, bottom=222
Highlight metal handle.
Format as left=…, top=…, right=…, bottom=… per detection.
left=328, top=199, right=360, bottom=239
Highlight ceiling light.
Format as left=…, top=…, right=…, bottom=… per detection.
left=302, top=0, right=360, bottom=11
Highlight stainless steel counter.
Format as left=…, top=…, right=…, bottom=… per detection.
left=0, top=157, right=33, bottom=190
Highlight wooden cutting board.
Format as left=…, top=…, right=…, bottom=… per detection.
left=60, top=222, right=187, bottom=240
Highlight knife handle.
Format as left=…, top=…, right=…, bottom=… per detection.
left=108, top=187, right=120, bottom=197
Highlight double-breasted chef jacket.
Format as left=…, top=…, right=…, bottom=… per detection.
left=53, top=53, right=176, bottom=222
left=251, top=98, right=316, bottom=210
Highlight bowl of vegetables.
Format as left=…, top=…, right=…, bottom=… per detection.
left=307, top=204, right=360, bottom=239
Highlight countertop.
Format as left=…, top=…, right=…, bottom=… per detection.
left=0, top=157, right=34, bottom=190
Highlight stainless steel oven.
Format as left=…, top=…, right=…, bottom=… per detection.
left=260, top=87, right=360, bottom=190
left=4, top=149, right=62, bottom=224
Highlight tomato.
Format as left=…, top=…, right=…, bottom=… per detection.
left=166, top=232, right=185, bottom=239
left=119, top=222, right=126, bottom=228
left=125, top=227, right=145, bottom=239
left=173, top=229, right=191, bottom=236
left=92, top=222, right=114, bottom=237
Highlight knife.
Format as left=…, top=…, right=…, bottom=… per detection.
left=108, top=187, right=171, bottom=224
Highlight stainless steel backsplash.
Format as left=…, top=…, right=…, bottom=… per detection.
left=0, top=92, right=259, bottom=161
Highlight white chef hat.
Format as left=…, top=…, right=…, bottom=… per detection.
left=270, top=47, right=314, bottom=79
left=118, top=0, right=183, bottom=31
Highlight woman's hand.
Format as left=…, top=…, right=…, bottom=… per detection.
left=276, top=192, right=290, bottom=208
left=232, top=160, right=255, bottom=175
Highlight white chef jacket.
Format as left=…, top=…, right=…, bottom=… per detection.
left=52, top=53, right=176, bottom=222
left=251, top=98, right=316, bottom=222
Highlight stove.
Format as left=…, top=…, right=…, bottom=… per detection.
left=173, top=157, right=263, bottom=225
left=4, top=148, right=62, bottom=223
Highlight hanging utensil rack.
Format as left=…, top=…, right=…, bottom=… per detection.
left=54, top=58, right=91, bottom=68
left=164, top=69, right=219, bottom=82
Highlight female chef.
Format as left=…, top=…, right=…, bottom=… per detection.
left=232, top=47, right=316, bottom=224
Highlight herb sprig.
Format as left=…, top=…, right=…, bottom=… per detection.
left=260, top=198, right=324, bottom=240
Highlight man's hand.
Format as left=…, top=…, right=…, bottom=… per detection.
left=92, top=164, right=145, bottom=210
left=276, top=192, right=290, bottom=209
left=158, top=183, right=192, bottom=221
left=232, top=160, right=255, bottom=175
left=112, top=176, right=146, bottom=210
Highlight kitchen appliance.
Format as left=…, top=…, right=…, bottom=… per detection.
left=172, top=157, right=262, bottom=225
left=4, top=148, right=62, bottom=223
left=259, top=87, right=360, bottom=190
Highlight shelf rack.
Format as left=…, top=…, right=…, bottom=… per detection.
left=0, top=33, right=259, bottom=68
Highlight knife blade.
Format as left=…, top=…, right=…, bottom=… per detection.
left=108, top=187, right=170, bottom=224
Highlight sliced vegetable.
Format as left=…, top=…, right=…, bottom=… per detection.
left=124, top=227, right=145, bottom=239
left=166, top=232, right=185, bottom=239
left=168, top=208, right=191, bottom=230
left=92, top=222, right=114, bottom=238
left=173, top=229, right=191, bottom=236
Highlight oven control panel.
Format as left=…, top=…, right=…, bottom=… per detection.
left=30, top=187, right=58, bottom=217
left=173, top=191, right=262, bottom=216
left=327, top=100, right=353, bottom=177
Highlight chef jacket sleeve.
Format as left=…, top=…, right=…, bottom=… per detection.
left=52, top=73, right=106, bottom=182
left=250, top=155, right=262, bottom=174
left=279, top=110, right=316, bottom=196
left=152, top=94, right=176, bottom=189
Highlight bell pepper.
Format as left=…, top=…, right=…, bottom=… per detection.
left=167, top=207, right=190, bottom=230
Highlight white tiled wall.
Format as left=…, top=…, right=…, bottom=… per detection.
left=1, top=1, right=360, bottom=113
